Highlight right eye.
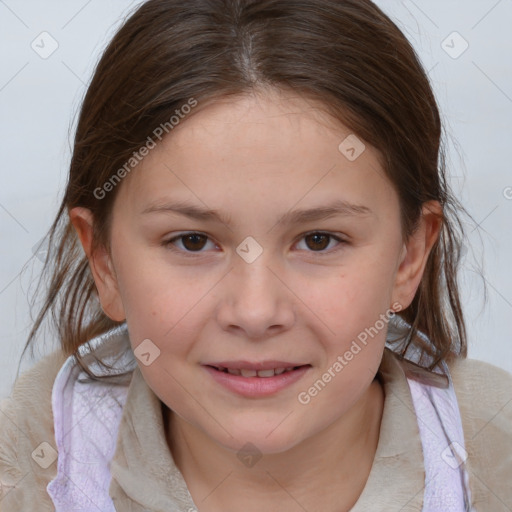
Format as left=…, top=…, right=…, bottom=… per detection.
left=162, top=232, right=218, bottom=254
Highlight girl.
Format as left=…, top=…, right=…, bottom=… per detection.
left=1, top=1, right=511, bottom=511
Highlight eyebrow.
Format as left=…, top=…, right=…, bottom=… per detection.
left=141, top=198, right=374, bottom=226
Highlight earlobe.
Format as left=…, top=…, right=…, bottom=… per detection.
left=391, top=201, right=442, bottom=310
left=68, top=207, right=126, bottom=322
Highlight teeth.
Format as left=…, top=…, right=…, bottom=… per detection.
left=240, top=369, right=257, bottom=377
left=256, top=369, right=276, bottom=378
left=215, top=366, right=300, bottom=377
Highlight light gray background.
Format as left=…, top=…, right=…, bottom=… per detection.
left=1, top=0, right=511, bottom=399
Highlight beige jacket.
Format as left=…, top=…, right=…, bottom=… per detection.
left=1, top=346, right=511, bottom=511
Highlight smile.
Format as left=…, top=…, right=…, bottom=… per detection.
left=203, top=364, right=312, bottom=397
left=210, top=365, right=306, bottom=378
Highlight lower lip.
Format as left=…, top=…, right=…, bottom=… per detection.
left=203, top=365, right=311, bottom=398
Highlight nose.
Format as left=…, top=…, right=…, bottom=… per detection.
left=215, top=255, right=296, bottom=340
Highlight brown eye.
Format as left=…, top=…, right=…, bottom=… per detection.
left=295, top=232, right=346, bottom=254
left=163, top=232, right=215, bottom=253
left=304, top=233, right=331, bottom=251
left=180, top=233, right=208, bottom=251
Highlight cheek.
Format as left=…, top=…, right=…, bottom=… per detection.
left=120, top=271, right=215, bottom=366
left=294, top=260, right=396, bottom=387
left=307, top=260, right=396, bottom=331
left=113, top=244, right=181, bottom=321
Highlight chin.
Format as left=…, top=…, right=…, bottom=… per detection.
left=210, top=421, right=305, bottom=457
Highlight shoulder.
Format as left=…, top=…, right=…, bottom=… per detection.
left=449, top=354, right=512, bottom=396
left=448, top=355, right=512, bottom=431
left=447, top=356, right=512, bottom=510
left=0, top=349, right=68, bottom=511
left=1, top=348, right=69, bottom=431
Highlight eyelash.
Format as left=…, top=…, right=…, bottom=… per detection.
left=161, top=231, right=348, bottom=256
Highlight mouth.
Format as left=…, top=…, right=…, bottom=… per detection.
left=206, top=365, right=310, bottom=378
left=203, top=362, right=312, bottom=397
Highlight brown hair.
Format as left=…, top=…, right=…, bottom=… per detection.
left=21, top=0, right=474, bottom=378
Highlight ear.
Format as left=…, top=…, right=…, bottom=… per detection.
left=391, top=200, right=442, bottom=310
left=68, top=206, right=126, bottom=322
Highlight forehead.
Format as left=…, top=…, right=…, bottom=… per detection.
left=169, top=89, right=350, bottom=153
left=114, top=90, right=398, bottom=223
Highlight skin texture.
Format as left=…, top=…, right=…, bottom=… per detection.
left=70, top=88, right=441, bottom=511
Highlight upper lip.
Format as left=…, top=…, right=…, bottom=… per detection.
left=204, top=360, right=310, bottom=371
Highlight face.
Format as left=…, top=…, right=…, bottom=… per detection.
left=73, top=88, right=437, bottom=455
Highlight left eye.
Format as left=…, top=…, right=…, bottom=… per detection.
left=162, top=231, right=345, bottom=254
left=295, top=232, right=344, bottom=252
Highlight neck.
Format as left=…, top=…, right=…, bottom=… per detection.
left=165, top=377, right=384, bottom=512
